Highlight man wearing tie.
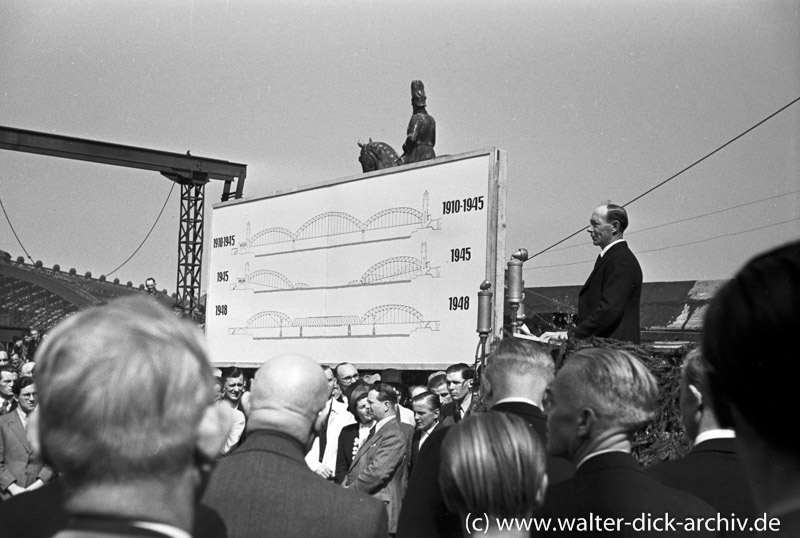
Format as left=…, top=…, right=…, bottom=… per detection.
left=0, top=376, right=54, bottom=499
left=543, top=203, right=643, bottom=344
left=409, top=392, right=449, bottom=471
left=0, top=365, right=18, bottom=416
left=441, top=363, right=474, bottom=423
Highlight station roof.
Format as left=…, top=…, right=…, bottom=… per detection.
left=0, top=250, right=171, bottom=334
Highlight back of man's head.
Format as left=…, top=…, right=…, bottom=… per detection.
left=35, top=296, right=214, bottom=485
left=247, top=355, right=329, bottom=447
left=564, top=348, right=657, bottom=435
left=703, top=240, right=800, bottom=453
left=485, top=337, right=554, bottom=405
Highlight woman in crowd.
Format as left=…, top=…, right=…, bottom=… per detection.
left=439, top=412, right=547, bottom=538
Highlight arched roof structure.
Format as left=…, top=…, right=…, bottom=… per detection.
left=0, top=250, right=169, bottom=335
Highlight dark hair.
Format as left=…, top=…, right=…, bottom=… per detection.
left=703, top=240, right=800, bottom=451
left=221, top=366, right=244, bottom=381
left=371, top=382, right=398, bottom=405
left=605, top=204, right=629, bottom=233
left=412, top=391, right=441, bottom=411
left=446, top=363, right=474, bottom=381
left=12, top=375, right=34, bottom=396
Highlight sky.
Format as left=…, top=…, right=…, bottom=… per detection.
left=1, top=0, right=798, bottom=298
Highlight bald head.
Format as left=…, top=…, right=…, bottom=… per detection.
left=248, top=355, right=330, bottom=446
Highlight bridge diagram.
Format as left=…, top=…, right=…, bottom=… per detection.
left=231, top=191, right=441, bottom=256
left=230, top=243, right=440, bottom=292
left=228, top=304, right=440, bottom=339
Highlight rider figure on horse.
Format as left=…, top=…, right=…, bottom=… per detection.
left=398, top=80, right=436, bottom=165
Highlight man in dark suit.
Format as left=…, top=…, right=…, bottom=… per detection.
left=0, top=364, right=17, bottom=416
left=703, top=241, right=800, bottom=537
left=344, top=382, right=413, bottom=535
left=203, top=355, right=387, bottom=537
left=0, top=377, right=55, bottom=499
left=24, top=297, right=232, bottom=538
left=484, top=336, right=574, bottom=484
left=543, top=204, right=642, bottom=344
left=409, top=391, right=448, bottom=471
left=397, top=337, right=575, bottom=538
left=648, top=349, right=756, bottom=535
left=536, top=347, right=717, bottom=537
left=440, top=363, right=475, bottom=422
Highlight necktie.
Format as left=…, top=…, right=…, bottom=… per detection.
left=454, top=407, right=462, bottom=423
left=318, top=400, right=332, bottom=462
left=367, top=424, right=376, bottom=440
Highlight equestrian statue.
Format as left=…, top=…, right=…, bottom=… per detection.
left=358, top=80, right=436, bottom=173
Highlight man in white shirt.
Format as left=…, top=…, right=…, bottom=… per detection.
left=306, top=365, right=354, bottom=479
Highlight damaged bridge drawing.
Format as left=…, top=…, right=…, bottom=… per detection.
left=232, top=191, right=441, bottom=256
left=231, top=242, right=440, bottom=292
left=229, top=304, right=441, bottom=339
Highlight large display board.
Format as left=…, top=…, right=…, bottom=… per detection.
left=207, top=148, right=506, bottom=369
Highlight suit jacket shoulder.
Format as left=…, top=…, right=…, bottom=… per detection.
left=203, top=430, right=387, bottom=538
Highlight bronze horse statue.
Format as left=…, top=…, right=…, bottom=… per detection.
left=358, top=139, right=401, bottom=173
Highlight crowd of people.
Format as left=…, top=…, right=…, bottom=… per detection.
left=0, top=239, right=796, bottom=538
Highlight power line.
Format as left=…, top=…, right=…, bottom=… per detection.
left=528, top=95, right=800, bottom=260
left=0, top=194, right=35, bottom=263
left=542, top=189, right=800, bottom=255
left=526, top=217, right=800, bottom=270
left=106, top=182, right=176, bottom=277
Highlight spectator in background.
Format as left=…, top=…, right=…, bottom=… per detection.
left=20, top=362, right=34, bottom=378
left=10, top=352, right=22, bottom=372
left=0, top=376, right=54, bottom=500
left=24, top=329, right=41, bottom=360
left=18, top=296, right=230, bottom=537
left=410, top=391, right=448, bottom=471
left=427, top=372, right=452, bottom=405
left=439, top=413, right=548, bottom=538
left=305, top=365, right=354, bottom=480
left=203, top=354, right=388, bottom=537
left=647, top=348, right=756, bottom=534
left=408, top=385, right=427, bottom=399
left=0, top=350, right=9, bottom=366
left=336, top=387, right=375, bottom=484
left=145, top=277, right=158, bottom=295
left=442, top=363, right=474, bottom=422
left=218, top=367, right=247, bottom=456
left=703, top=241, right=800, bottom=536
left=0, top=365, right=18, bottom=415
left=335, top=362, right=360, bottom=392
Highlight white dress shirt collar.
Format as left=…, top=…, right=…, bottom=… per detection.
left=600, top=238, right=626, bottom=257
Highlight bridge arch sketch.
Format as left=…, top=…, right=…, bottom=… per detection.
left=228, top=304, right=440, bottom=339
left=231, top=192, right=441, bottom=256
left=231, top=243, right=440, bottom=292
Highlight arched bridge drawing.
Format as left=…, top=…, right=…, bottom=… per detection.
left=229, top=304, right=440, bottom=339
left=232, top=192, right=442, bottom=255
left=232, top=244, right=440, bottom=292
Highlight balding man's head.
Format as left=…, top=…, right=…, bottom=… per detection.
left=248, top=355, right=330, bottom=449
